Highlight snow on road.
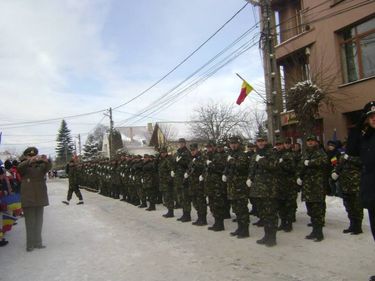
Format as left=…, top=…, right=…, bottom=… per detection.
left=1, top=178, right=374, bottom=281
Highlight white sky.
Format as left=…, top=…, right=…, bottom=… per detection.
left=0, top=0, right=265, bottom=157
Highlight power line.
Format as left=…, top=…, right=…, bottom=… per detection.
left=111, top=2, right=250, bottom=110
left=116, top=25, right=260, bottom=126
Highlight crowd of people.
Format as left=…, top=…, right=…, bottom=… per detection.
left=66, top=101, right=374, bottom=251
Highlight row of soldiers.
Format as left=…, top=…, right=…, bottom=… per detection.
left=69, top=135, right=363, bottom=247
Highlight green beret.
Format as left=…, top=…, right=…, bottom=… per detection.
left=190, top=143, right=198, bottom=150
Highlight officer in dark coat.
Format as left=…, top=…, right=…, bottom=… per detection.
left=358, top=101, right=375, bottom=241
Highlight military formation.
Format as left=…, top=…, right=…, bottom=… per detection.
left=67, top=135, right=364, bottom=247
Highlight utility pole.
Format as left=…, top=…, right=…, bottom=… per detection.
left=104, top=108, right=114, bottom=159
left=247, top=0, right=282, bottom=144
left=78, top=134, right=82, bottom=159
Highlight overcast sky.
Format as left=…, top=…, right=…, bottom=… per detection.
left=0, top=0, right=265, bottom=157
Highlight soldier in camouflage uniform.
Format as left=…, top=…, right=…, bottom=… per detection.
left=118, top=154, right=129, bottom=201
left=63, top=159, right=84, bottom=205
left=297, top=135, right=328, bottom=242
left=332, top=143, right=363, bottom=234
left=142, top=154, right=157, bottom=211
left=133, top=155, right=146, bottom=208
left=128, top=156, right=140, bottom=206
left=224, top=136, right=250, bottom=238
left=275, top=138, right=298, bottom=232
left=110, top=159, right=121, bottom=199
left=248, top=136, right=278, bottom=246
left=171, top=138, right=192, bottom=222
left=246, top=142, right=258, bottom=217
left=158, top=147, right=174, bottom=218
left=186, top=143, right=207, bottom=226
left=205, top=140, right=227, bottom=231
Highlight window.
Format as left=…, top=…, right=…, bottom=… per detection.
left=340, top=17, right=375, bottom=83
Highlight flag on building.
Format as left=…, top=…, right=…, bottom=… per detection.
left=236, top=80, right=253, bottom=105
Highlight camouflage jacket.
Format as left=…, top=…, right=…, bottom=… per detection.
left=249, top=147, right=277, bottom=199
left=204, top=150, right=227, bottom=196
left=298, top=147, right=328, bottom=202
left=158, top=155, right=173, bottom=192
left=172, top=146, right=192, bottom=177
left=275, top=148, right=298, bottom=198
left=187, top=152, right=205, bottom=192
left=335, top=155, right=362, bottom=194
left=226, top=148, right=250, bottom=200
left=142, top=160, right=156, bottom=188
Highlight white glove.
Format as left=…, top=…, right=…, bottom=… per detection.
left=297, top=178, right=303, bottom=186
left=255, top=155, right=264, bottom=162
left=176, top=156, right=182, bottom=162
left=141, top=178, right=144, bottom=183
left=199, top=175, right=204, bottom=182
left=129, top=175, right=132, bottom=179
left=184, top=172, right=189, bottom=179
left=343, top=154, right=349, bottom=160
left=132, top=176, right=135, bottom=181
left=170, top=171, right=175, bottom=178
left=331, top=172, right=339, bottom=181
left=279, top=158, right=283, bottom=163
left=192, top=158, right=196, bottom=162
left=304, top=160, right=310, bottom=166
left=222, top=175, right=227, bottom=182
left=206, top=160, right=212, bottom=165
left=246, top=178, right=252, bottom=188
left=227, top=155, right=233, bottom=162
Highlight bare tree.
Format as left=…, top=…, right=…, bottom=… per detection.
left=238, top=108, right=267, bottom=141
left=189, top=102, right=247, bottom=141
left=159, top=123, right=178, bottom=145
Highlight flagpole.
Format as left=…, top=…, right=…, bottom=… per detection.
left=236, top=73, right=267, bottom=103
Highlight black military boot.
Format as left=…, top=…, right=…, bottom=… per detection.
left=192, top=215, right=202, bottom=226
left=305, top=228, right=317, bottom=240
left=343, top=220, right=354, bottom=234
left=180, top=211, right=191, bottom=222
left=230, top=223, right=241, bottom=236
left=146, top=203, right=156, bottom=211
left=283, top=221, right=293, bottom=232
left=237, top=224, right=249, bottom=238
left=277, top=220, right=287, bottom=231
left=213, top=218, right=225, bottom=231
left=177, top=212, right=186, bottom=221
left=351, top=219, right=363, bottom=235
left=265, top=227, right=277, bottom=247
left=256, top=228, right=268, bottom=245
left=163, top=209, right=174, bottom=218
left=314, top=226, right=324, bottom=242
left=208, top=219, right=218, bottom=231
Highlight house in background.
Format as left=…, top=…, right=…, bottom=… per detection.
left=150, top=122, right=206, bottom=152
left=101, top=124, right=154, bottom=157
left=272, top=0, right=375, bottom=142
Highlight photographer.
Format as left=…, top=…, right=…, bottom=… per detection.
left=18, top=147, right=51, bottom=252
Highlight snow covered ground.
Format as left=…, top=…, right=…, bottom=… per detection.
left=1, top=178, right=374, bottom=281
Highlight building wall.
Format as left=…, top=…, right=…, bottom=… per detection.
left=274, top=0, right=375, bottom=141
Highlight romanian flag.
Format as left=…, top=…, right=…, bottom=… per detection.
left=236, top=80, right=253, bottom=105
left=2, top=213, right=17, bottom=232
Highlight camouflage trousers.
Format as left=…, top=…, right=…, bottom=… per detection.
left=368, top=208, right=375, bottom=241
left=137, top=184, right=146, bottom=203
left=255, top=198, right=278, bottom=229
left=110, top=184, right=120, bottom=198
left=162, top=190, right=174, bottom=210
left=67, top=184, right=83, bottom=201
left=232, top=198, right=249, bottom=226
left=208, top=191, right=226, bottom=219
left=306, top=201, right=326, bottom=227
left=342, top=192, right=363, bottom=221
left=174, top=177, right=184, bottom=207
left=278, top=193, right=298, bottom=222
left=191, top=187, right=207, bottom=217
left=128, top=183, right=139, bottom=204
left=144, top=184, right=157, bottom=204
